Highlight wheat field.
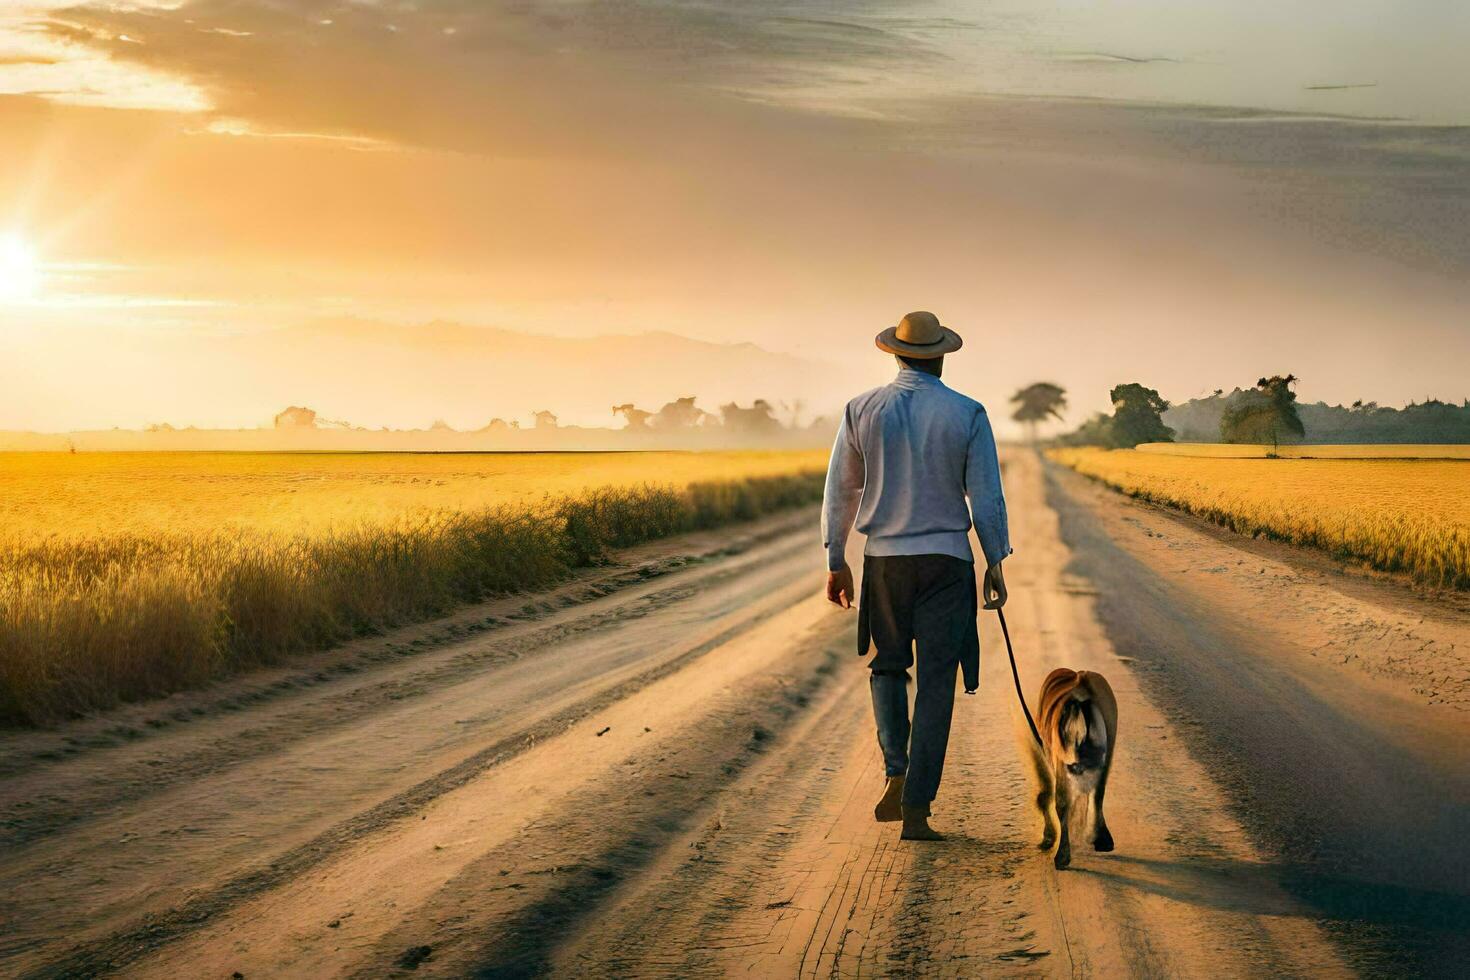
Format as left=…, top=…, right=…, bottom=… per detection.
left=0, top=450, right=829, bottom=541
left=1050, top=447, right=1469, bottom=590
left=1133, top=443, right=1470, bottom=460
left=0, top=451, right=827, bottom=726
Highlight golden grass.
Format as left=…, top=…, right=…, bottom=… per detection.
left=1133, top=443, right=1470, bottom=460
left=0, top=451, right=827, bottom=726
left=1049, top=447, right=1470, bottom=590
left=0, top=450, right=829, bottom=541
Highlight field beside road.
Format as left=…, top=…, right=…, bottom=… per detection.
left=0, top=450, right=825, bottom=725
left=0, top=450, right=829, bottom=537
left=1133, top=443, right=1470, bottom=460
left=1050, top=446, right=1469, bottom=589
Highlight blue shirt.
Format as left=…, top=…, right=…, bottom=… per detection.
left=821, top=367, right=1012, bottom=572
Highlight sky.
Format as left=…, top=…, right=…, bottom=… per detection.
left=0, top=0, right=1467, bottom=434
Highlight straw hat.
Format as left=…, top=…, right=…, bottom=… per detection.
left=874, top=311, right=963, bottom=358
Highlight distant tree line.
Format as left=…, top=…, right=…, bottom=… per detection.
left=610, top=396, right=824, bottom=435
left=1054, top=372, right=1470, bottom=448
left=264, top=396, right=825, bottom=437
left=1167, top=388, right=1470, bottom=445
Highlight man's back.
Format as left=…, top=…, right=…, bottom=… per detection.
left=822, top=366, right=1010, bottom=573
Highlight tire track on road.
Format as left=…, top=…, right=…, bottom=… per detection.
left=391, top=637, right=853, bottom=978
left=25, top=591, right=817, bottom=979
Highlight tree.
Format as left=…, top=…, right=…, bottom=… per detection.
left=1010, top=382, right=1068, bottom=443
left=533, top=410, right=559, bottom=430
left=720, top=399, right=782, bottom=434
left=273, top=406, right=318, bottom=429
left=1220, top=374, right=1305, bottom=453
left=650, top=396, right=712, bottom=430
left=1108, top=383, right=1174, bottom=448
left=612, top=403, right=652, bottom=429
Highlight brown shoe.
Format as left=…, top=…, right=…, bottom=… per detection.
left=900, top=805, right=945, bottom=841
left=874, top=776, right=905, bottom=822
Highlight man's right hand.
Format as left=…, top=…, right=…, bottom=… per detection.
left=982, top=562, right=1008, bottom=610
left=826, top=564, right=855, bottom=609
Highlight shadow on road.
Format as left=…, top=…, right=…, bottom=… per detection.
left=1077, top=852, right=1470, bottom=931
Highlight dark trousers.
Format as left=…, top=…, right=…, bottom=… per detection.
left=858, top=554, right=978, bottom=808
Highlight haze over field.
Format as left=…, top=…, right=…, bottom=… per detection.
left=2, top=0, right=1468, bottom=434
left=1, top=318, right=837, bottom=432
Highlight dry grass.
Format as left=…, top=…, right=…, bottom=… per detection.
left=1049, top=447, right=1470, bottom=591
left=1133, top=443, right=1470, bottom=460
left=0, top=451, right=826, bottom=726
left=0, top=450, right=828, bottom=540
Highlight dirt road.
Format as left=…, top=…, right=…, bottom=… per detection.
left=2, top=451, right=1464, bottom=978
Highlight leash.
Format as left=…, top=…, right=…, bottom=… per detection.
left=997, top=606, right=1043, bottom=747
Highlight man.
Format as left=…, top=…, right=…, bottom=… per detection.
left=822, top=310, right=1011, bottom=841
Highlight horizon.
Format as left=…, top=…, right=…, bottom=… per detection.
left=4, top=315, right=1466, bottom=439
left=1, top=313, right=1468, bottom=436
left=3, top=1, right=1468, bottom=437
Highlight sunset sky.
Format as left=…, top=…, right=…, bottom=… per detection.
left=1, top=1, right=1467, bottom=433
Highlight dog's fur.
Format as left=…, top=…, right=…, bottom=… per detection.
left=1023, top=667, right=1118, bottom=869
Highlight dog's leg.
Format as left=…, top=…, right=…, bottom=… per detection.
left=1091, top=762, right=1114, bottom=852
left=1037, top=778, right=1057, bottom=851
left=1027, top=739, right=1058, bottom=850
left=1052, top=760, right=1072, bottom=870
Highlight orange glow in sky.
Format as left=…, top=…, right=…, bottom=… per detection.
left=0, top=2, right=1467, bottom=434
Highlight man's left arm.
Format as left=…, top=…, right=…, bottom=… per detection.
left=965, top=409, right=1012, bottom=607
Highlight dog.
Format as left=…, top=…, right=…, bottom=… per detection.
left=1024, top=667, right=1118, bottom=869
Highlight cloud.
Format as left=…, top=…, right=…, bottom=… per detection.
left=1053, top=52, right=1178, bottom=65
left=0, top=1, right=932, bottom=152
left=196, top=116, right=390, bottom=150
left=0, top=1, right=207, bottom=110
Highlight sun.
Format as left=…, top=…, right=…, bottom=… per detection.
left=0, top=234, right=41, bottom=302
